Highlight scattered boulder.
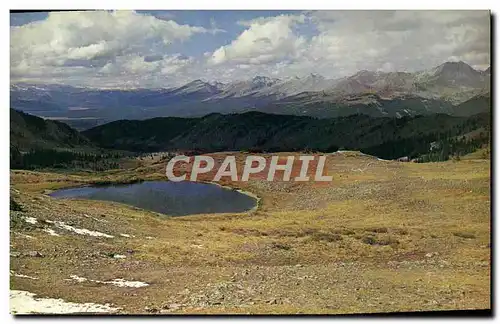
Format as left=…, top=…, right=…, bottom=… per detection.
left=144, top=306, right=158, bottom=313
left=26, top=251, right=43, bottom=258
left=425, top=252, right=439, bottom=258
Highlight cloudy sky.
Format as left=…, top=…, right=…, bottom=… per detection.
left=10, top=10, right=490, bottom=88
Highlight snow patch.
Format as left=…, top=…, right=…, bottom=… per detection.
left=10, top=271, right=38, bottom=280
left=24, top=217, right=37, bottom=224
left=66, top=275, right=149, bottom=288
left=43, top=228, right=60, bottom=236
left=53, top=221, right=114, bottom=238
left=119, top=233, right=133, bottom=238
left=68, top=275, right=87, bottom=283
left=113, top=254, right=127, bottom=259
left=107, top=279, right=149, bottom=288
left=10, top=290, right=120, bottom=314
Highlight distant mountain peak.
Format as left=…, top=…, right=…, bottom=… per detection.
left=175, top=79, right=222, bottom=94
left=251, top=76, right=280, bottom=84
left=424, top=60, right=485, bottom=88
left=435, top=61, right=475, bottom=73
left=305, top=73, right=325, bottom=80
left=187, top=79, right=207, bottom=86
left=10, top=60, right=490, bottom=123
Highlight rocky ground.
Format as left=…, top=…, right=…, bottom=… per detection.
left=9, top=151, right=491, bottom=314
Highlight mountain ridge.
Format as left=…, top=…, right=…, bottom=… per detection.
left=11, top=61, right=490, bottom=129
left=82, top=109, right=490, bottom=162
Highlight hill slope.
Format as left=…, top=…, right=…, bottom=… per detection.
left=452, top=94, right=491, bottom=117
left=10, top=109, right=92, bottom=151
left=83, top=111, right=490, bottom=160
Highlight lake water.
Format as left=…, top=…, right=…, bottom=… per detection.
left=49, top=181, right=257, bottom=216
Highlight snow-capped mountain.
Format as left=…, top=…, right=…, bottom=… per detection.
left=212, top=76, right=281, bottom=98
left=416, top=61, right=488, bottom=88
left=266, top=74, right=339, bottom=97
left=171, top=79, right=222, bottom=96
left=10, top=61, right=490, bottom=129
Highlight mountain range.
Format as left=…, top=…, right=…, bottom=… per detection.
left=11, top=107, right=490, bottom=163
left=10, top=61, right=490, bottom=130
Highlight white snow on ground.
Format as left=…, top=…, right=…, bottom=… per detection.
left=107, top=279, right=149, bottom=288
left=66, top=275, right=149, bottom=288
left=10, top=290, right=120, bottom=314
left=43, top=228, right=60, bottom=236
left=24, top=217, right=37, bottom=224
left=67, top=275, right=87, bottom=283
left=10, top=271, right=38, bottom=280
left=22, top=217, right=113, bottom=238
left=120, top=233, right=134, bottom=238
left=53, top=221, right=114, bottom=238
left=113, top=254, right=127, bottom=259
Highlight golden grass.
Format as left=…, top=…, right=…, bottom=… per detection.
left=10, top=151, right=490, bottom=314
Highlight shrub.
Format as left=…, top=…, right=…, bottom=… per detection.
left=10, top=198, right=23, bottom=212
left=270, top=242, right=291, bottom=250
left=364, top=227, right=389, bottom=233
left=361, top=235, right=399, bottom=246
left=310, top=232, right=343, bottom=242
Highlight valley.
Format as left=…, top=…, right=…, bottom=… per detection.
left=10, top=150, right=491, bottom=314
left=10, top=61, right=490, bottom=130
left=9, top=9, right=492, bottom=316
left=9, top=86, right=492, bottom=315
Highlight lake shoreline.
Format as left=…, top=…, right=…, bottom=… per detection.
left=47, top=180, right=259, bottom=216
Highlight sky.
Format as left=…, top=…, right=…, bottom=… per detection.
left=10, top=10, right=491, bottom=89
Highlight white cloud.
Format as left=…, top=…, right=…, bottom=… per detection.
left=202, top=10, right=489, bottom=84
left=99, top=54, right=193, bottom=75
left=10, top=10, right=210, bottom=86
left=10, top=10, right=491, bottom=88
left=208, top=14, right=307, bottom=66
left=299, top=10, right=490, bottom=76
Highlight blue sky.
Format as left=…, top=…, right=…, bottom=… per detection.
left=11, top=11, right=313, bottom=58
left=10, top=10, right=490, bottom=88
